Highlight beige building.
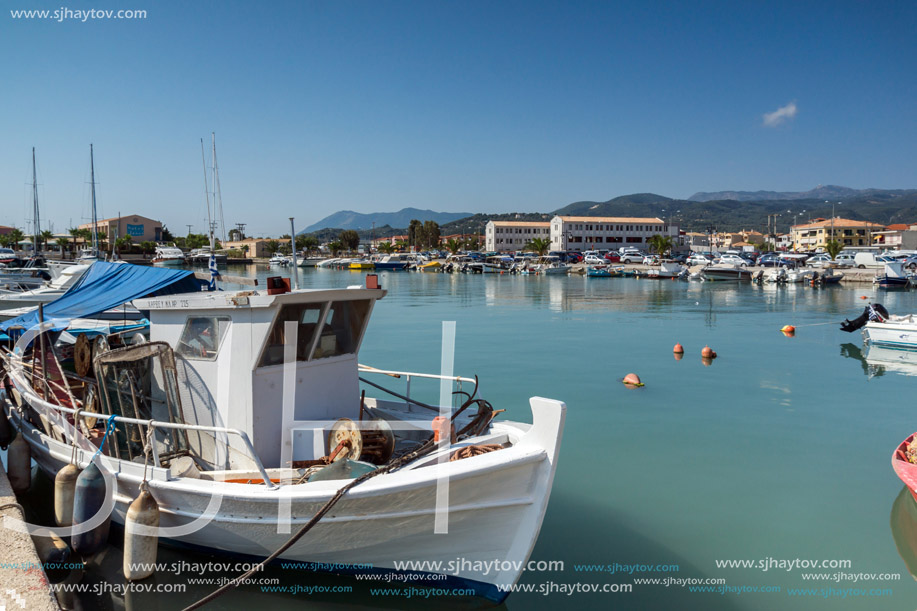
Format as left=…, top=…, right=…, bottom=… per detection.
left=78, top=214, right=163, bottom=243
left=485, top=221, right=551, bottom=252
left=549, top=216, right=679, bottom=252
left=790, top=217, right=885, bottom=251
left=224, top=238, right=272, bottom=258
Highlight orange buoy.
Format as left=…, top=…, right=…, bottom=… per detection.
left=861, top=295, right=868, bottom=299
left=781, top=325, right=795, bottom=333
left=622, top=373, right=644, bottom=387
left=673, top=343, right=684, bottom=354
left=701, top=345, right=714, bottom=358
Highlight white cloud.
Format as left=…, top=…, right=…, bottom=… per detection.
left=762, top=101, right=798, bottom=127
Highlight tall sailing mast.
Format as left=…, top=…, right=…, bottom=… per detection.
left=90, top=144, right=99, bottom=257
left=31, top=148, right=39, bottom=255
left=201, top=138, right=214, bottom=251
left=211, top=133, right=226, bottom=247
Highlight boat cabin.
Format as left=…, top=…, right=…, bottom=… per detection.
left=132, top=284, right=386, bottom=469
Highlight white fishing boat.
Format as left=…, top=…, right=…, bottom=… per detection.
left=0, top=263, right=565, bottom=601
left=151, top=246, right=186, bottom=267
left=534, top=256, right=570, bottom=275
left=702, top=264, right=753, bottom=281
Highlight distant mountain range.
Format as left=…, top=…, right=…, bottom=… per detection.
left=300, top=207, right=473, bottom=233
left=299, top=186, right=917, bottom=240
left=687, top=185, right=912, bottom=202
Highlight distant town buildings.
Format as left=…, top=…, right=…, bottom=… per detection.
left=790, top=217, right=885, bottom=251
left=485, top=221, right=551, bottom=252
left=224, top=238, right=272, bottom=258
left=0, top=225, right=13, bottom=236
left=78, top=214, right=162, bottom=242
left=549, top=216, right=680, bottom=252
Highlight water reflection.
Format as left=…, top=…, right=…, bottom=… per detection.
left=839, top=343, right=917, bottom=378
left=889, top=486, right=917, bottom=582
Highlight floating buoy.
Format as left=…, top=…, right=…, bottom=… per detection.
left=781, top=325, right=795, bottom=333
left=673, top=343, right=684, bottom=354
left=701, top=345, right=714, bottom=358
left=54, top=463, right=82, bottom=527
left=622, top=373, right=644, bottom=387
left=71, top=461, right=112, bottom=556
left=123, top=481, right=160, bottom=581
left=7, top=433, right=31, bottom=494
left=861, top=296, right=868, bottom=299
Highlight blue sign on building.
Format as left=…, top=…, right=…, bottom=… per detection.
left=126, top=224, right=144, bottom=237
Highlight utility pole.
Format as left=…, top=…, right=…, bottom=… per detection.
left=186, top=224, right=193, bottom=236
left=235, top=223, right=246, bottom=241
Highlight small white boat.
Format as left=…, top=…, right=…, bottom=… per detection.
left=764, top=267, right=788, bottom=283
left=0, top=267, right=566, bottom=602
left=646, top=261, right=686, bottom=279
left=151, top=246, right=186, bottom=267
left=269, top=254, right=292, bottom=266
left=315, top=258, right=340, bottom=268
left=297, top=257, right=325, bottom=267
left=786, top=269, right=816, bottom=284
left=864, top=313, right=917, bottom=349
left=702, top=264, right=753, bottom=281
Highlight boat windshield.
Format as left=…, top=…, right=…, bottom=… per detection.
left=258, top=299, right=372, bottom=367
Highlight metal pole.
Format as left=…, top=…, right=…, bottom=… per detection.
left=289, top=217, right=299, bottom=289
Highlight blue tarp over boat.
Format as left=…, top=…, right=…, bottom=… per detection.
left=0, top=261, right=204, bottom=333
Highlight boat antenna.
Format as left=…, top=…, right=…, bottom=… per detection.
left=289, top=217, right=299, bottom=289
left=32, top=147, right=39, bottom=257
left=200, top=137, right=213, bottom=251
left=90, top=144, right=99, bottom=258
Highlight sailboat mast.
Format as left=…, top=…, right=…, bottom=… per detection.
left=90, top=144, right=99, bottom=257
left=32, top=147, right=39, bottom=255
left=200, top=137, right=212, bottom=249
left=212, top=134, right=226, bottom=245
left=209, top=133, right=216, bottom=251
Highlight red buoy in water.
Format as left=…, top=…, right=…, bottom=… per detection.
left=622, top=373, right=644, bottom=387
left=701, top=345, right=714, bottom=358
left=673, top=343, right=684, bottom=354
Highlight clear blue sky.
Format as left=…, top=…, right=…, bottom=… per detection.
left=1, top=0, right=915, bottom=236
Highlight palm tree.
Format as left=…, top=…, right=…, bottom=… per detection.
left=39, top=230, right=54, bottom=252
left=57, top=237, right=70, bottom=256
left=395, top=240, right=408, bottom=252
left=378, top=242, right=396, bottom=255
left=647, top=235, right=675, bottom=257
left=241, top=244, right=250, bottom=258
left=525, top=237, right=551, bottom=256
left=327, top=241, right=343, bottom=256
left=265, top=240, right=280, bottom=256
left=445, top=238, right=463, bottom=255
left=825, top=239, right=843, bottom=261
left=8, top=229, right=24, bottom=251
left=115, top=236, right=133, bottom=256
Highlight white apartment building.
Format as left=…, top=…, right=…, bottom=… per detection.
left=549, top=216, right=680, bottom=251
left=485, top=221, right=551, bottom=252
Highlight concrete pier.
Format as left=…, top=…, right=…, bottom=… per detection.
left=0, top=456, right=61, bottom=611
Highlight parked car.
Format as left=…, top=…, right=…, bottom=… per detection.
left=642, top=255, right=660, bottom=265
left=583, top=255, right=605, bottom=265
left=604, top=252, right=621, bottom=263
left=686, top=253, right=712, bottom=265
left=620, top=252, right=645, bottom=264
left=902, top=255, right=917, bottom=270
left=756, top=254, right=782, bottom=267
left=714, top=254, right=749, bottom=267
left=805, top=253, right=833, bottom=268
left=565, top=252, right=584, bottom=263
left=833, top=252, right=856, bottom=267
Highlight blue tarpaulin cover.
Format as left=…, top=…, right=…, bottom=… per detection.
left=0, top=261, right=203, bottom=333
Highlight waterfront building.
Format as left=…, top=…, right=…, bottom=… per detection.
left=224, top=238, right=272, bottom=258
left=872, top=223, right=917, bottom=250
left=78, top=214, right=163, bottom=243
left=485, top=221, right=551, bottom=252
left=790, top=217, right=885, bottom=251
left=549, top=216, right=679, bottom=252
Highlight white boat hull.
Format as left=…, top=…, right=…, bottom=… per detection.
left=864, top=318, right=917, bottom=349
left=4, top=394, right=564, bottom=602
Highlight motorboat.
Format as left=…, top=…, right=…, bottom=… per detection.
left=0, top=264, right=90, bottom=311
left=188, top=248, right=228, bottom=266
left=296, top=257, right=325, bottom=268
left=0, top=262, right=566, bottom=602
left=811, top=268, right=843, bottom=286
left=786, top=269, right=816, bottom=284
left=348, top=260, right=375, bottom=270
left=534, top=257, right=570, bottom=275
left=371, top=254, right=413, bottom=271
left=646, top=261, right=686, bottom=279
left=875, top=261, right=915, bottom=288
left=840, top=303, right=917, bottom=349
left=269, top=254, right=293, bottom=266
left=701, top=264, right=753, bottom=281
left=152, top=246, right=186, bottom=267
left=764, top=267, right=788, bottom=283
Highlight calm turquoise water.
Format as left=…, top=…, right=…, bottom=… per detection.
left=21, top=266, right=917, bottom=609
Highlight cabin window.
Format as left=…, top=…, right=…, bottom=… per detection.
left=176, top=316, right=231, bottom=360
left=258, top=303, right=326, bottom=367
left=313, top=299, right=371, bottom=359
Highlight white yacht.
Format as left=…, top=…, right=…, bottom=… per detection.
left=0, top=264, right=89, bottom=311
left=151, top=246, right=186, bottom=267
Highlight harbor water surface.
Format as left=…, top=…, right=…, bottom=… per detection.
left=56, top=267, right=917, bottom=609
